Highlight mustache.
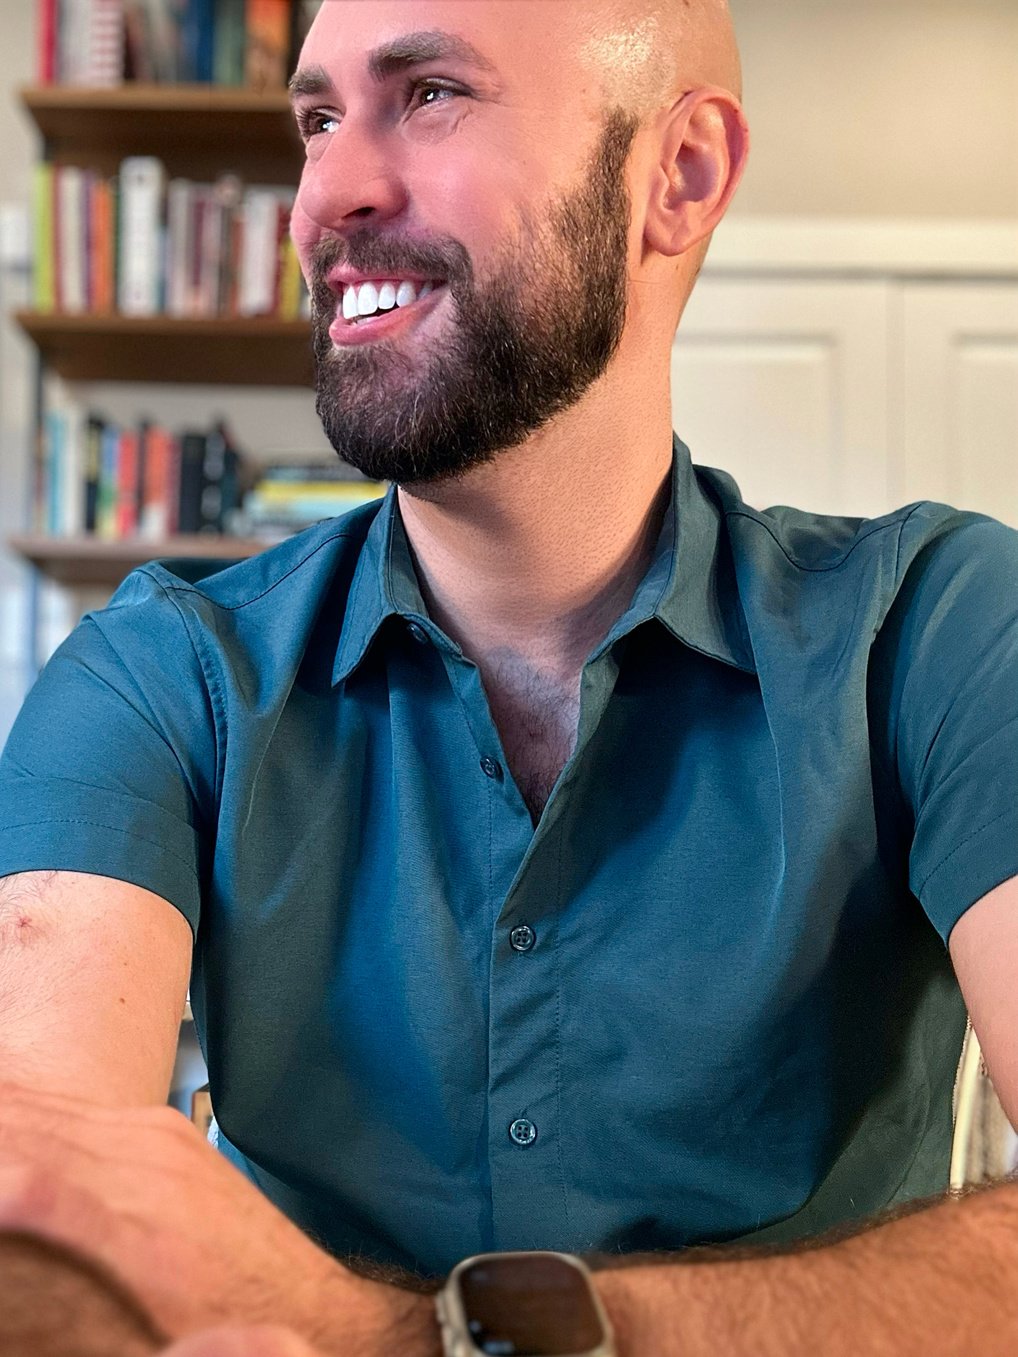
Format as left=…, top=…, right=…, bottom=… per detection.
left=308, top=232, right=473, bottom=293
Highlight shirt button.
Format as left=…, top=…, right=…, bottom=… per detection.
left=480, top=756, right=502, bottom=780
left=406, top=622, right=429, bottom=645
left=509, top=1118, right=537, bottom=1147
left=510, top=924, right=536, bottom=953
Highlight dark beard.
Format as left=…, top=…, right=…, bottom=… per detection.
left=308, top=108, right=638, bottom=487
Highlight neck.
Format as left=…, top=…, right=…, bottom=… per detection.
left=396, top=378, right=674, bottom=677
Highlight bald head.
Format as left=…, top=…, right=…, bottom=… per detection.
left=576, top=0, right=742, bottom=122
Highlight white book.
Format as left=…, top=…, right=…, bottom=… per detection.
left=56, top=166, right=87, bottom=313
left=166, top=178, right=194, bottom=316
left=238, top=188, right=292, bottom=317
left=238, top=189, right=277, bottom=317
left=82, top=0, right=124, bottom=86
left=60, top=404, right=87, bottom=536
left=118, top=156, right=165, bottom=316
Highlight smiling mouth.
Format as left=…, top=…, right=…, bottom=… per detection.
left=326, top=279, right=451, bottom=349
left=337, top=278, right=447, bottom=326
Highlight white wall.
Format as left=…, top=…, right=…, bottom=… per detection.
left=728, top=0, right=1018, bottom=219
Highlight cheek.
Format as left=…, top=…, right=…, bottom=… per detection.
left=289, top=199, right=319, bottom=281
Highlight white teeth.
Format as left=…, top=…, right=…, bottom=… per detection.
left=339, top=278, right=439, bottom=322
left=356, top=281, right=379, bottom=316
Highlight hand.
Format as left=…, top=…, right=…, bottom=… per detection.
left=0, top=1081, right=437, bottom=1357
left=163, top=1324, right=327, bottom=1356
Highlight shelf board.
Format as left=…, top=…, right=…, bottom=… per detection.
left=14, top=311, right=315, bottom=386
left=20, top=83, right=303, bottom=182
left=8, top=533, right=270, bottom=588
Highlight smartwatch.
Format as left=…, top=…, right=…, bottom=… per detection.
left=435, top=1250, right=616, bottom=1357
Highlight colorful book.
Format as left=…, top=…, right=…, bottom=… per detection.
left=245, top=0, right=290, bottom=91
left=31, top=162, right=55, bottom=312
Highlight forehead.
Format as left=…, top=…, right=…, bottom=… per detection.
left=299, top=0, right=611, bottom=91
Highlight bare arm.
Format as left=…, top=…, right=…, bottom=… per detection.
left=587, top=1182, right=1018, bottom=1355
left=0, top=869, right=192, bottom=1104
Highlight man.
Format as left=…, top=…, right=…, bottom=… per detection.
left=1, top=0, right=1017, bottom=1352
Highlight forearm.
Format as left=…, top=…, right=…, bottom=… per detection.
left=591, top=1182, right=1018, bottom=1356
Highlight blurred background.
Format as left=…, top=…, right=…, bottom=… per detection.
left=0, top=0, right=1014, bottom=1155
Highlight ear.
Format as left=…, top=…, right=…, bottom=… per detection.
left=644, top=87, right=750, bottom=258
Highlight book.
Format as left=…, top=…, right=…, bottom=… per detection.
left=31, top=162, right=55, bottom=311
left=245, top=0, right=290, bottom=92
left=213, top=0, right=246, bottom=84
left=82, top=0, right=126, bottom=86
left=37, top=0, right=58, bottom=83
left=117, top=156, right=165, bottom=315
left=56, top=165, right=88, bottom=313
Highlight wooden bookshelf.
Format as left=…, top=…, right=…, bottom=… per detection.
left=19, top=83, right=302, bottom=182
left=8, top=532, right=271, bottom=588
left=14, top=311, right=315, bottom=386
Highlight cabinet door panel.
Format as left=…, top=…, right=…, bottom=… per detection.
left=897, top=284, right=1018, bottom=528
left=672, top=278, right=891, bottom=518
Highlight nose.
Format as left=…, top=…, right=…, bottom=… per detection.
left=294, top=127, right=408, bottom=233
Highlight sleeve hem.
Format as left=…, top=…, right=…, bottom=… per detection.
left=917, top=808, right=1018, bottom=945
left=0, top=820, right=200, bottom=938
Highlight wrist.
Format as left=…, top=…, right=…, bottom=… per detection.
left=310, top=1265, right=441, bottom=1357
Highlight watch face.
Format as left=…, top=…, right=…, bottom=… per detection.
left=458, top=1254, right=606, bottom=1356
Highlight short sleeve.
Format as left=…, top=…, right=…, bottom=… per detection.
left=880, top=513, right=1018, bottom=944
left=0, top=570, right=219, bottom=935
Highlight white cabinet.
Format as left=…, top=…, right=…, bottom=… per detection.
left=675, top=221, right=1018, bottom=527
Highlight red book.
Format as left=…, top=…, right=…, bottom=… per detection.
left=140, top=426, right=173, bottom=540
left=116, top=428, right=139, bottom=538
left=37, top=0, right=57, bottom=83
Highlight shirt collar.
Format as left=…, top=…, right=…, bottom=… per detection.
left=332, top=433, right=755, bottom=686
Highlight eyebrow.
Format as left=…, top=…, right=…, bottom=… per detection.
left=288, top=29, right=498, bottom=103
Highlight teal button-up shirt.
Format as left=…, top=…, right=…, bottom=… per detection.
left=1, top=436, right=1016, bottom=1277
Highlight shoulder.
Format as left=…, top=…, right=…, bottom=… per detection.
left=700, top=460, right=1015, bottom=597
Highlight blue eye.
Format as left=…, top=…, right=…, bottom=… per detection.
left=411, top=81, right=461, bottom=108
left=297, top=110, right=339, bottom=139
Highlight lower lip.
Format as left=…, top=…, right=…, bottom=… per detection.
left=328, top=285, right=448, bottom=347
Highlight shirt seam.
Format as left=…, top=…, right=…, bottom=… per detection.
left=136, top=571, right=228, bottom=808
left=722, top=503, right=929, bottom=575
left=0, top=817, right=202, bottom=878
left=916, top=804, right=1018, bottom=900
left=135, top=522, right=367, bottom=612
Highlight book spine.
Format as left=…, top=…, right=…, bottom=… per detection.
left=61, top=404, right=87, bottom=536
left=83, top=413, right=103, bottom=532
left=244, top=0, right=290, bottom=92
left=82, top=0, right=125, bottom=85
left=199, top=424, right=227, bottom=531
left=177, top=432, right=206, bottom=533
left=32, top=162, right=56, bottom=312
left=56, top=165, right=87, bottom=313
left=37, top=0, right=59, bottom=82
left=139, top=424, right=170, bottom=539
left=166, top=433, right=181, bottom=535
left=117, top=156, right=164, bottom=316
left=165, top=177, right=192, bottom=315
left=96, top=423, right=119, bottom=538
left=43, top=408, right=62, bottom=534
left=115, top=427, right=139, bottom=537
left=213, top=0, right=245, bottom=85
